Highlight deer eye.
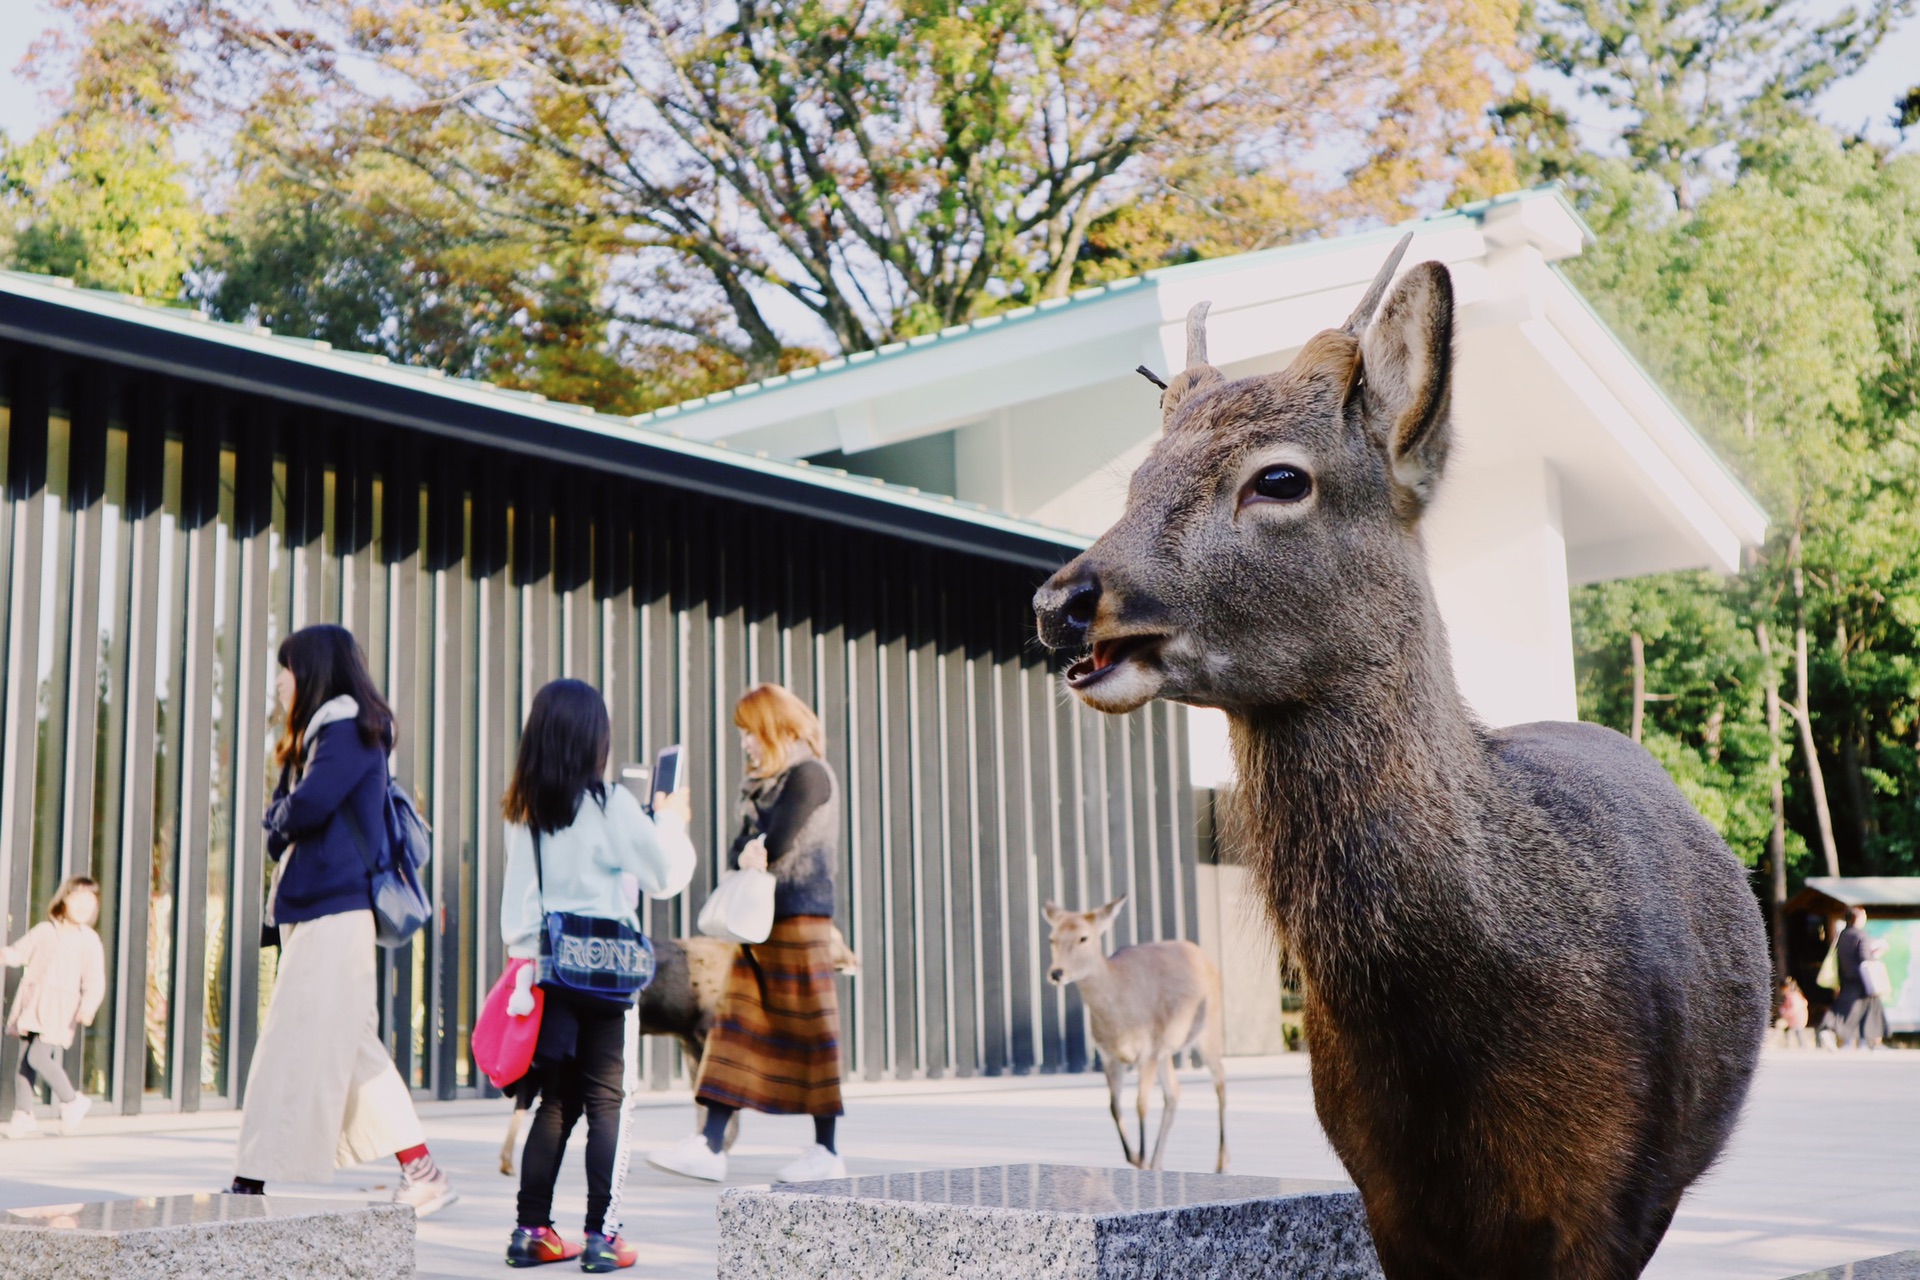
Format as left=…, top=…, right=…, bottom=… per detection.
left=1251, top=465, right=1312, bottom=503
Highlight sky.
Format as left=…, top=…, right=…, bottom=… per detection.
left=0, top=4, right=1914, bottom=154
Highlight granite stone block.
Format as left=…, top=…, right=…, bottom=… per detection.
left=0, top=1193, right=414, bottom=1280
left=717, top=1163, right=1382, bottom=1280
left=1782, top=1253, right=1920, bottom=1279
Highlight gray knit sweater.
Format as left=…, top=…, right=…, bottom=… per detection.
left=728, top=755, right=839, bottom=919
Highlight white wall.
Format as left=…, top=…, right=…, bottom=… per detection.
left=1192, top=863, right=1291, bottom=1056
left=954, top=379, right=1158, bottom=535
left=1423, top=457, right=1578, bottom=728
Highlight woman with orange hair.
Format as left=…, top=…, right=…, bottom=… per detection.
left=647, top=683, right=846, bottom=1184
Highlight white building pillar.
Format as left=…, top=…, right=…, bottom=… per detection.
left=1423, top=457, right=1578, bottom=727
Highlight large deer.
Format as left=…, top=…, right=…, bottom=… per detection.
left=1032, top=236, right=1769, bottom=1279
left=1043, top=896, right=1227, bottom=1172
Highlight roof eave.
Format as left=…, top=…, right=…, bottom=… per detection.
left=0, top=283, right=1087, bottom=573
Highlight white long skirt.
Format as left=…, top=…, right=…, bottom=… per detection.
left=234, top=909, right=424, bottom=1183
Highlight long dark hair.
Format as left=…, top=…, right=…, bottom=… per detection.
left=502, top=679, right=610, bottom=835
left=274, top=624, right=395, bottom=770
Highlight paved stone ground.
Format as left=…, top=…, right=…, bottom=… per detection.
left=0, top=1047, right=1913, bottom=1278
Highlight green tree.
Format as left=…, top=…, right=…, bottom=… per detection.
left=198, top=143, right=805, bottom=412
left=1, top=3, right=203, bottom=297
left=1569, top=129, right=1920, bottom=951
left=1524, top=0, right=1913, bottom=208
left=182, top=0, right=1524, bottom=379
left=1572, top=572, right=1781, bottom=861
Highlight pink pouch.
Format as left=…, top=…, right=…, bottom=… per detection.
left=471, top=957, right=544, bottom=1090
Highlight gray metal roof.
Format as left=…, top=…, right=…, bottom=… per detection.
left=0, top=270, right=1091, bottom=571
left=630, top=186, right=1593, bottom=433
left=1801, top=877, right=1920, bottom=908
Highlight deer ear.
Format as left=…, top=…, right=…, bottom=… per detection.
left=1357, top=261, right=1454, bottom=519
left=1157, top=302, right=1226, bottom=428
left=1043, top=900, right=1065, bottom=924
left=1091, top=896, right=1128, bottom=931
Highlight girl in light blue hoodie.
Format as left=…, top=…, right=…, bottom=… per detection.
left=500, top=679, right=693, bottom=1272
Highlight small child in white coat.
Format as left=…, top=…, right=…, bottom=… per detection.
left=3, top=876, right=106, bottom=1138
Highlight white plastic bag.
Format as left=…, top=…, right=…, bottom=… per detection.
left=1861, top=957, right=1894, bottom=999
left=698, top=868, right=776, bottom=944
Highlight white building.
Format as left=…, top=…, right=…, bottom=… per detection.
left=627, top=187, right=1769, bottom=1049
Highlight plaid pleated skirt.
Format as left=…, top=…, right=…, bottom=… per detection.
left=694, top=915, right=844, bottom=1117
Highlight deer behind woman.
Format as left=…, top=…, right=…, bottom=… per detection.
left=1033, top=238, right=1769, bottom=1280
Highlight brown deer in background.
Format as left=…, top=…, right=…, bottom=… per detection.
left=1033, top=235, right=1769, bottom=1279
left=1043, top=897, right=1228, bottom=1172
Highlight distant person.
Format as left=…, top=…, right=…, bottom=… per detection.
left=229, top=624, right=455, bottom=1215
left=648, top=683, right=847, bottom=1184
left=1830, top=907, right=1890, bottom=1050
left=500, top=679, right=694, bottom=1271
left=1776, top=977, right=1810, bottom=1049
left=2, top=876, right=106, bottom=1138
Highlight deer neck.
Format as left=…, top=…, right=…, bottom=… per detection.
left=1071, top=953, right=1118, bottom=1003
left=1225, top=599, right=1493, bottom=969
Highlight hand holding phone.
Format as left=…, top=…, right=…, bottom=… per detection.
left=653, top=789, right=692, bottom=825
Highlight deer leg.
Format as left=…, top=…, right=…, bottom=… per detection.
left=500, top=1106, right=525, bottom=1177
left=1105, top=1056, right=1140, bottom=1167
left=1135, top=1054, right=1159, bottom=1169
left=1147, top=1054, right=1181, bottom=1171
left=1208, top=1046, right=1229, bottom=1173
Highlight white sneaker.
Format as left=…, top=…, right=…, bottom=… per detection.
left=392, top=1167, right=459, bottom=1218
left=58, top=1095, right=91, bottom=1135
left=776, top=1143, right=848, bottom=1183
left=646, top=1133, right=726, bottom=1182
left=4, top=1110, right=37, bottom=1139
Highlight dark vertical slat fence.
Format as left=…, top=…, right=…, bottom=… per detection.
left=0, top=350, right=1197, bottom=1109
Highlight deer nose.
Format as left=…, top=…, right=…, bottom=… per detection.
left=1034, top=566, right=1101, bottom=650
left=1049, top=967, right=1065, bottom=983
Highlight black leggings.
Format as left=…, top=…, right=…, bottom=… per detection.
left=516, top=989, right=627, bottom=1235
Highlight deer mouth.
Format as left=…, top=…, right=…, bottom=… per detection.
left=1066, top=634, right=1164, bottom=689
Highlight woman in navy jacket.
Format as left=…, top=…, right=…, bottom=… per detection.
left=229, top=625, right=456, bottom=1218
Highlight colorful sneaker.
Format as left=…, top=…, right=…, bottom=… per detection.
left=580, top=1231, right=638, bottom=1272
left=506, top=1225, right=582, bottom=1267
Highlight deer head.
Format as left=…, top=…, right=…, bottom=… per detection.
left=1033, top=234, right=1455, bottom=715
left=1044, top=896, right=1127, bottom=984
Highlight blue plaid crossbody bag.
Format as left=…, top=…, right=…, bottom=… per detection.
left=533, top=825, right=656, bottom=1001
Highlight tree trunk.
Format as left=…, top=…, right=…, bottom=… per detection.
left=1629, top=631, right=1646, bottom=744
left=1704, top=702, right=1724, bottom=764
left=1757, top=622, right=1788, bottom=982
left=1841, top=729, right=1872, bottom=870
left=1789, top=532, right=1840, bottom=878
left=1835, top=617, right=1873, bottom=861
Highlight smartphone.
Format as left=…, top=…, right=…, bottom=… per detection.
left=652, top=744, right=684, bottom=798
left=617, top=763, right=650, bottom=807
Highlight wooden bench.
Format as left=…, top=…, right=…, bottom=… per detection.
left=718, top=1163, right=1381, bottom=1280
left=0, top=1193, right=414, bottom=1280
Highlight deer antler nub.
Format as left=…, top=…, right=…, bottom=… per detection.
left=1342, top=232, right=1415, bottom=336
left=1185, top=301, right=1212, bottom=368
